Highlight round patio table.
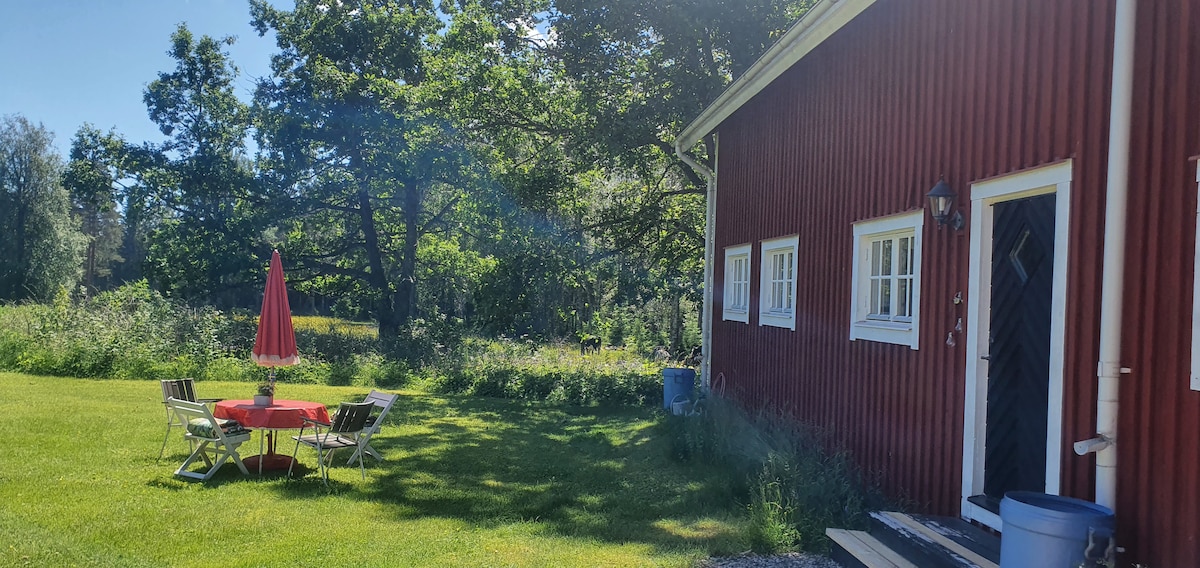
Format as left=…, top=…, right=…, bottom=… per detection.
left=213, top=399, right=331, bottom=474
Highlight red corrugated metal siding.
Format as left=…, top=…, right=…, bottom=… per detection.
left=710, top=0, right=1115, bottom=547
left=1118, top=2, right=1200, bottom=565
left=713, top=0, right=1200, bottom=564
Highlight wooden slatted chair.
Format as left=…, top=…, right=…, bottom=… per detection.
left=288, top=402, right=374, bottom=486
left=166, top=397, right=252, bottom=481
left=344, top=389, right=399, bottom=465
left=158, top=378, right=223, bottom=460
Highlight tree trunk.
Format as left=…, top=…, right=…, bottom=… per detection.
left=669, top=291, right=682, bottom=356
left=356, top=181, right=397, bottom=338
left=396, top=180, right=421, bottom=326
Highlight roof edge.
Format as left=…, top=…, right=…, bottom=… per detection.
left=676, top=0, right=877, bottom=152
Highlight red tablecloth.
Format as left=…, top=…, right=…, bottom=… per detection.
left=213, top=399, right=331, bottom=430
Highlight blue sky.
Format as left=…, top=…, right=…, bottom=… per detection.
left=0, top=0, right=289, bottom=155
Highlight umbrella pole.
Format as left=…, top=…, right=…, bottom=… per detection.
left=268, top=367, right=277, bottom=454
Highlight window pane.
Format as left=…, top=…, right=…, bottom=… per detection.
left=881, top=239, right=893, bottom=276
left=897, top=279, right=909, bottom=317
left=871, top=241, right=881, bottom=276
left=879, top=279, right=891, bottom=315
left=786, top=252, right=794, bottom=281
left=870, top=279, right=880, bottom=314
left=906, top=275, right=914, bottom=315
left=899, top=238, right=909, bottom=275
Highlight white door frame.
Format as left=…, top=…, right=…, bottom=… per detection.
left=960, top=160, right=1073, bottom=531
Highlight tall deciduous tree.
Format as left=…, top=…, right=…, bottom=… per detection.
left=140, top=24, right=265, bottom=305
left=0, top=116, right=85, bottom=302
left=63, top=124, right=128, bottom=294
left=251, top=0, right=479, bottom=337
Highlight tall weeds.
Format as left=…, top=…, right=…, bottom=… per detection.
left=0, top=283, right=666, bottom=406
left=428, top=335, right=662, bottom=406
left=668, top=395, right=888, bottom=553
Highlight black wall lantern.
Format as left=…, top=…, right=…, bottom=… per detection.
left=927, top=177, right=965, bottom=230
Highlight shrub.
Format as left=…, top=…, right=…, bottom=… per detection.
left=667, top=395, right=887, bottom=554
left=429, top=338, right=662, bottom=406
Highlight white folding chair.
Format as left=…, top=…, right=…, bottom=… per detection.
left=167, top=398, right=251, bottom=481
left=289, top=402, right=374, bottom=486
left=157, top=379, right=222, bottom=460
left=346, top=389, right=399, bottom=465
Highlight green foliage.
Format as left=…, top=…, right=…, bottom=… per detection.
left=0, top=283, right=674, bottom=404
left=431, top=338, right=661, bottom=406
left=139, top=24, right=266, bottom=305
left=0, top=115, right=86, bottom=302
left=0, top=282, right=249, bottom=380
left=668, top=396, right=887, bottom=554
left=63, top=124, right=127, bottom=294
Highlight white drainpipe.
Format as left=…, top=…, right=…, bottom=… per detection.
left=675, top=139, right=717, bottom=389
left=1074, top=0, right=1136, bottom=512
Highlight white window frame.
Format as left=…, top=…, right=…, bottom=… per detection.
left=849, top=210, right=924, bottom=349
left=723, top=244, right=752, bottom=323
left=1192, top=160, right=1200, bottom=390
left=759, top=235, right=799, bottom=330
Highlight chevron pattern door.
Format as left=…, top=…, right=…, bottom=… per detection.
left=982, top=193, right=1055, bottom=501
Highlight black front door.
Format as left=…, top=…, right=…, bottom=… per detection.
left=982, top=193, right=1055, bottom=502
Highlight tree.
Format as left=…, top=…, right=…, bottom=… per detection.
left=63, top=124, right=127, bottom=294
left=0, top=115, right=85, bottom=302
left=430, top=0, right=815, bottom=349
left=251, top=0, right=480, bottom=337
left=140, top=24, right=266, bottom=305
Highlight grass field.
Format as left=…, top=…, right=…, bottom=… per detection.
left=0, top=373, right=752, bottom=567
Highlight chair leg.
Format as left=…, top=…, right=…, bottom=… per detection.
left=228, top=443, right=250, bottom=476
left=357, top=445, right=366, bottom=480
left=287, top=436, right=302, bottom=479
left=364, top=444, right=382, bottom=461
left=346, top=431, right=377, bottom=464
left=204, top=452, right=232, bottom=481
left=158, top=422, right=173, bottom=461
left=316, top=444, right=329, bottom=486
left=175, top=440, right=212, bottom=479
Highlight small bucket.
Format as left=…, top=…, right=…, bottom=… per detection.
left=670, top=395, right=691, bottom=416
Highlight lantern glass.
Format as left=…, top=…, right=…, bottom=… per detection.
left=926, top=179, right=956, bottom=225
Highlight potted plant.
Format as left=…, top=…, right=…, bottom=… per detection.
left=253, top=382, right=274, bottom=406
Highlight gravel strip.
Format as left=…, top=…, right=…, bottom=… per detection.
left=697, top=553, right=841, bottom=568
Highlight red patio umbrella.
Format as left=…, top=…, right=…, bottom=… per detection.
left=252, top=250, right=300, bottom=375
left=246, top=250, right=301, bottom=471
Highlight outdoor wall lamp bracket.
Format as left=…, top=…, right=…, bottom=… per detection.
left=926, top=177, right=965, bottom=230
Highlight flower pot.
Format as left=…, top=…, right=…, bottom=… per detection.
left=253, top=395, right=273, bottom=406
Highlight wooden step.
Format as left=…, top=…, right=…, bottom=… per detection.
left=868, top=512, right=999, bottom=568
left=827, top=528, right=919, bottom=568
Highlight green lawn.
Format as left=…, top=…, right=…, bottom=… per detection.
left=0, top=373, right=750, bottom=567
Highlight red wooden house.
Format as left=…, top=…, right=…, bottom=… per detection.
left=676, top=0, right=1200, bottom=565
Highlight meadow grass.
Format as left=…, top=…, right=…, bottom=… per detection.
left=0, top=373, right=752, bottom=567
left=291, top=315, right=377, bottom=337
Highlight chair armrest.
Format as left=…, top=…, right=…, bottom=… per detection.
left=300, top=416, right=332, bottom=428
left=197, top=398, right=223, bottom=403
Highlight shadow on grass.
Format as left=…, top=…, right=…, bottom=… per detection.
left=272, top=393, right=745, bottom=554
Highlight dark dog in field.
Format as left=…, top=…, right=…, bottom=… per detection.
left=580, top=336, right=601, bottom=355
left=682, top=346, right=702, bottom=367
left=651, top=346, right=671, bottom=362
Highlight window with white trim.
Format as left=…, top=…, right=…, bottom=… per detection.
left=759, top=235, right=799, bottom=330
left=850, top=210, right=923, bottom=348
left=723, top=244, right=751, bottom=323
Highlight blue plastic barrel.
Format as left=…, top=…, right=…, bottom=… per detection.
left=662, top=368, right=696, bottom=410
left=999, top=491, right=1115, bottom=568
